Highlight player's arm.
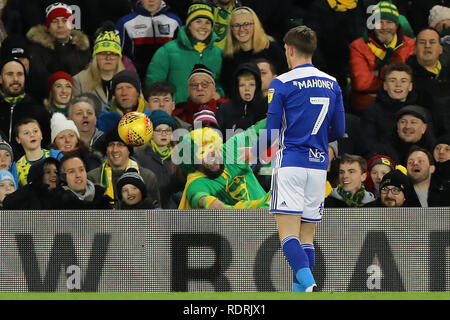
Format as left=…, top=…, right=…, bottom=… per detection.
left=328, top=86, right=346, bottom=142
left=240, top=79, right=283, bottom=163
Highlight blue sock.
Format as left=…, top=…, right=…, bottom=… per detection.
left=302, top=243, right=315, bottom=270
left=281, top=236, right=314, bottom=291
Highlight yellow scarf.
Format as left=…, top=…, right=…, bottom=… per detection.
left=426, top=60, right=442, bottom=76
left=327, top=0, right=357, bottom=12
left=367, top=33, right=397, bottom=61
left=193, top=41, right=207, bottom=53
left=178, top=171, right=207, bottom=209
left=100, top=159, right=140, bottom=201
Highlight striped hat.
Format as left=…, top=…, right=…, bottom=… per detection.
left=372, top=1, right=399, bottom=24
left=116, top=168, right=147, bottom=200
left=186, top=3, right=214, bottom=26
left=189, top=64, right=215, bottom=84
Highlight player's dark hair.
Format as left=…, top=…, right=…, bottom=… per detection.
left=283, top=25, right=317, bottom=57
left=252, top=58, right=278, bottom=75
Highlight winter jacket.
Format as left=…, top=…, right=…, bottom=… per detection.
left=173, top=98, right=221, bottom=125
left=117, top=197, right=156, bottom=210
left=0, top=94, right=51, bottom=160
left=373, top=130, right=435, bottom=167
left=145, top=26, right=224, bottom=103
left=349, top=29, right=415, bottom=113
left=220, top=40, right=288, bottom=98
left=117, top=0, right=182, bottom=80
left=407, top=55, right=450, bottom=138
left=325, top=188, right=376, bottom=208
left=49, top=184, right=113, bottom=210
left=26, top=25, right=91, bottom=79
left=215, top=62, right=267, bottom=139
left=134, top=144, right=186, bottom=209
left=87, top=163, right=161, bottom=209
left=361, top=87, right=419, bottom=147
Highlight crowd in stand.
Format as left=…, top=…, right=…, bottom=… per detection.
left=0, top=0, right=448, bottom=210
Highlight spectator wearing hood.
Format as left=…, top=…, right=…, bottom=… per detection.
left=0, top=170, right=17, bottom=208
left=3, top=157, right=59, bottom=210
left=215, top=62, right=267, bottom=140
left=117, top=0, right=182, bottom=80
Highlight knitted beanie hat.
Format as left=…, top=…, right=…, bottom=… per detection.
left=429, top=5, right=450, bottom=29
left=379, top=169, right=409, bottom=194
left=372, top=1, right=400, bottom=25
left=150, top=109, right=177, bottom=130
left=47, top=71, right=73, bottom=93
left=188, top=64, right=215, bottom=84
left=186, top=3, right=214, bottom=26
left=0, top=170, right=17, bottom=190
left=45, top=2, right=73, bottom=28
left=0, top=140, right=14, bottom=159
left=116, top=168, right=147, bottom=200
left=112, top=70, right=141, bottom=93
left=50, top=112, right=80, bottom=143
left=93, top=22, right=122, bottom=58
left=193, top=109, right=219, bottom=129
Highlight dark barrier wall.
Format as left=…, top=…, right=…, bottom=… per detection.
left=0, top=208, right=448, bottom=292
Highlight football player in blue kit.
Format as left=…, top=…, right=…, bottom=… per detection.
left=241, top=26, right=345, bottom=291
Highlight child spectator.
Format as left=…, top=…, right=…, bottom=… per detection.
left=14, top=118, right=61, bottom=187
left=0, top=170, right=17, bottom=208
left=116, top=168, right=156, bottom=209
left=3, top=157, right=60, bottom=210
left=215, top=62, right=267, bottom=139
left=0, top=140, right=18, bottom=186
left=364, top=155, right=396, bottom=198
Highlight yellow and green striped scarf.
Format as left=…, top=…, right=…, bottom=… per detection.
left=151, top=139, right=172, bottom=161
left=100, top=159, right=140, bottom=200
left=426, top=60, right=442, bottom=77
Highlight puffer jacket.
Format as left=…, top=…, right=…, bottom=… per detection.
left=349, top=28, right=415, bottom=113
left=145, top=26, right=224, bottom=103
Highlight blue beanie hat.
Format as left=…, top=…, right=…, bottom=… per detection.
left=150, top=110, right=177, bottom=130
left=0, top=170, right=17, bottom=190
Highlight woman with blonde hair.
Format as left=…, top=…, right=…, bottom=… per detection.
left=72, top=24, right=125, bottom=105
left=220, top=6, right=287, bottom=97
left=44, top=71, right=74, bottom=116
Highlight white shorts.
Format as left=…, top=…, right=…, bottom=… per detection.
left=270, top=167, right=326, bottom=222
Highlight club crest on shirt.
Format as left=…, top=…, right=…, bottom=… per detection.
left=268, top=88, right=274, bottom=103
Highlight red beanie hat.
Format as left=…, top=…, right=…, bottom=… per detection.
left=47, top=71, right=73, bottom=93
left=45, top=3, right=74, bottom=28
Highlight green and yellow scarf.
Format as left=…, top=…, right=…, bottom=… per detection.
left=336, top=184, right=367, bottom=207
left=151, top=139, right=172, bottom=161
left=327, top=0, right=358, bottom=12
left=100, top=159, right=140, bottom=200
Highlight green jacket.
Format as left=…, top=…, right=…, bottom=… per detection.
left=145, top=26, right=224, bottom=103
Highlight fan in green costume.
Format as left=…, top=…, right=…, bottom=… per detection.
left=175, top=120, right=270, bottom=209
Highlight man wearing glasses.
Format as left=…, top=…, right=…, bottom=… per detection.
left=172, top=64, right=223, bottom=125
left=365, top=168, right=421, bottom=207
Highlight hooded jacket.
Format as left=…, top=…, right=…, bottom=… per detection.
left=2, top=157, right=58, bottom=210
left=26, top=25, right=91, bottom=78
left=145, top=26, right=224, bottom=103
left=215, top=62, right=267, bottom=139
left=117, top=0, right=182, bottom=80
